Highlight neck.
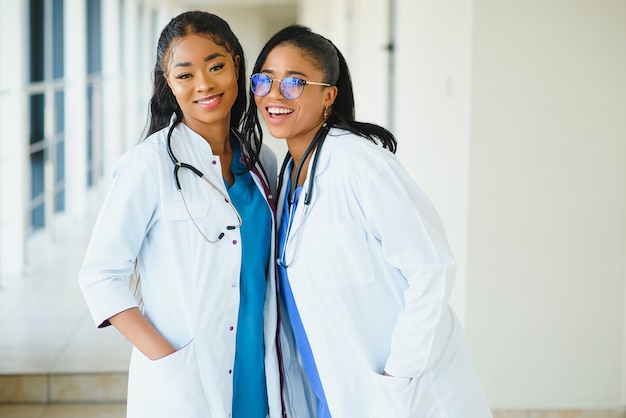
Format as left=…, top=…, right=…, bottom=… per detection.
left=286, top=122, right=327, bottom=168
left=182, top=118, right=232, bottom=156
left=289, top=152, right=313, bottom=189
left=209, top=135, right=232, bottom=157
left=286, top=123, right=327, bottom=188
left=288, top=141, right=312, bottom=172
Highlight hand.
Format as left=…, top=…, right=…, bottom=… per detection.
left=109, top=307, right=176, bottom=360
left=151, top=346, right=177, bottom=360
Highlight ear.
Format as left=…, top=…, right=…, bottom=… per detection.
left=323, top=85, right=338, bottom=108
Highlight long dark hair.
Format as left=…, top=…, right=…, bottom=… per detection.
left=243, top=25, right=397, bottom=153
left=146, top=11, right=260, bottom=168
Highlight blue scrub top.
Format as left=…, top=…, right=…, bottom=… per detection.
left=277, top=173, right=332, bottom=418
left=227, top=142, right=271, bottom=418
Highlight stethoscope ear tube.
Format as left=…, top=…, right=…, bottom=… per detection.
left=277, top=123, right=330, bottom=206
left=166, top=120, right=213, bottom=189
left=276, top=124, right=330, bottom=268
left=304, top=133, right=326, bottom=205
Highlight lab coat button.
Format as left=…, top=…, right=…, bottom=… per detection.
left=212, top=160, right=217, bottom=165
left=231, top=282, right=237, bottom=288
left=232, top=240, right=237, bottom=245
left=228, top=369, right=232, bottom=374
left=229, top=326, right=234, bottom=331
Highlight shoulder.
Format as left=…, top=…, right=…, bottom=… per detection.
left=321, top=128, right=418, bottom=197
left=113, top=128, right=169, bottom=179
left=324, top=127, right=398, bottom=169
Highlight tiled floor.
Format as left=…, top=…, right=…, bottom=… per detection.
left=0, top=191, right=131, bottom=417
left=0, top=404, right=126, bottom=418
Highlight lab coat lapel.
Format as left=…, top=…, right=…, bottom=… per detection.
left=281, top=135, right=334, bottom=250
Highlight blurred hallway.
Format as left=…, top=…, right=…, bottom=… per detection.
left=0, top=190, right=130, bottom=416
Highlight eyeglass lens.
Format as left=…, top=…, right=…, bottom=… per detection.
left=250, top=74, right=305, bottom=100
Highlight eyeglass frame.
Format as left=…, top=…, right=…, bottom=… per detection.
left=250, top=73, right=332, bottom=100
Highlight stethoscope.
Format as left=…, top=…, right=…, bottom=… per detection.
left=165, top=122, right=243, bottom=243
left=277, top=123, right=330, bottom=267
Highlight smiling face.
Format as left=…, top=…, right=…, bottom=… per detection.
left=164, top=34, right=240, bottom=138
left=254, top=44, right=337, bottom=146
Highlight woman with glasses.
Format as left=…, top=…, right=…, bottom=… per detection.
left=78, top=11, right=301, bottom=418
left=243, top=25, right=492, bottom=417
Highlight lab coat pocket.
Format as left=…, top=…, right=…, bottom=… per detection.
left=164, top=200, right=223, bottom=242
left=134, top=340, right=210, bottom=417
left=306, top=219, right=376, bottom=289
left=164, top=200, right=212, bottom=221
left=370, top=372, right=417, bottom=417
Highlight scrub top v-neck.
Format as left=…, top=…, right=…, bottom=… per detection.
left=226, top=141, right=271, bottom=418
left=277, top=171, right=332, bottom=418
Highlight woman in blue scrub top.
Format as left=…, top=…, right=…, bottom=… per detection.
left=79, top=11, right=294, bottom=418
left=243, top=25, right=493, bottom=417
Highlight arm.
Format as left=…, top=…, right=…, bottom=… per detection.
left=80, top=149, right=170, bottom=359
left=109, top=307, right=176, bottom=360
left=355, top=151, right=455, bottom=378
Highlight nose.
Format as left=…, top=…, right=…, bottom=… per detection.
left=266, top=78, right=282, bottom=97
left=196, top=70, right=214, bottom=92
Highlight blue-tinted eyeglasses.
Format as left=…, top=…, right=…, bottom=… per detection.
left=250, top=73, right=332, bottom=100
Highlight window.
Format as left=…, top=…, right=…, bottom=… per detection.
left=28, top=0, right=65, bottom=231
left=86, top=0, right=102, bottom=187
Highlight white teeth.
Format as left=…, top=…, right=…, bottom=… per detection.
left=268, top=107, right=293, bottom=115
left=196, top=97, right=218, bottom=105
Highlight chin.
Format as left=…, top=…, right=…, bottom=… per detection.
left=264, top=126, right=288, bottom=140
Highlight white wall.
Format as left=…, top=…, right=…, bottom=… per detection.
left=467, top=0, right=626, bottom=409
left=298, top=0, right=392, bottom=130
left=393, top=0, right=473, bottom=324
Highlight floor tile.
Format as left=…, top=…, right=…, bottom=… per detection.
left=0, top=404, right=45, bottom=418
left=41, top=403, right=126, bottom=418
left=0, top=375, right=47, bottom=403
left=529, top=410, right=626, bottom=418
left=49, top=374, right=127, bottom=403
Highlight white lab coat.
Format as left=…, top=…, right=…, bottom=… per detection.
left=277, top=128, right=492, bottom=417
left=79, top=120, right=307, bottom=417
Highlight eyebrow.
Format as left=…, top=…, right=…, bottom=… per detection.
left=261, top=69, right=309, bottom=78
left=172, top=52, right=226, bottom=69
